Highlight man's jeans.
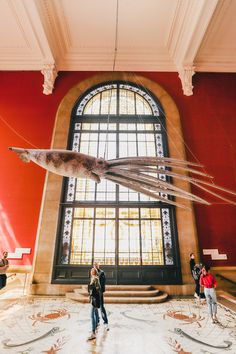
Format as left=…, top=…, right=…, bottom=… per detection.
left=98, top=293, right=108, bottom=324
left=204, top=288, right=217, bottom=317
left=0, top=274, right=7, bottom=289
left=194, top=278, right=200, bottom=296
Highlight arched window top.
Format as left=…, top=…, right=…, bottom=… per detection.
left=76, top=83, right=160, bottom=116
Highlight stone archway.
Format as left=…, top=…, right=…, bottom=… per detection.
left=30, top=73, right=199, bottom=295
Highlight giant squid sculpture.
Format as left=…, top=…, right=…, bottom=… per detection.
left=9, top=147, right=236, bottom=210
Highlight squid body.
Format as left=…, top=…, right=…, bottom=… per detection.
left=9, top=147, right=236, bottom=210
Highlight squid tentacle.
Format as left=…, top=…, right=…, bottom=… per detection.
left=120, top=165, right=236, bottom=203
left=191, top=181, right=236, bottom=206
left=106, top=169, right=210, bottom=204
left=193, top=179, right=236, bottom=197
left=108, top=160, right=213, bottom=178
left=108, top=156, right=203, bottom=167
left=117, top=165, right=206, bottom=181
left=116, top=167, right=236, bottom=204
left=105, top=174, right=191, bottom=210
left=123, top=166, right=236, bottom=201
left=107, top=167, right=209, bottom=202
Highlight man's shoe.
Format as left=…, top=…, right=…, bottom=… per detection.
left=87, top=332, right=96, bottom=340
left=194, top=293, right=199, bottom=299
left=104, top=323, right=109, bottom=331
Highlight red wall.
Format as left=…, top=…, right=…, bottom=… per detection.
left=0, top=71, right=235, bottom=266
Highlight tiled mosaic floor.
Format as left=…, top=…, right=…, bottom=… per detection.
left=0, top=296, right=235, bottom=354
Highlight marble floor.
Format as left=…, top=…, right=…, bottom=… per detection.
left=0, top=294, right=235, bottom=354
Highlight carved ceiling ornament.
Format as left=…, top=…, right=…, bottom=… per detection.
left=41, top=63, right=58, bottom=95
left=178, top=65, right=195, bottom=96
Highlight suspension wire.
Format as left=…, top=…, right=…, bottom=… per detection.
left=121, top=73, right=179, bottom=204
left=103, top=88, right=113, bottom=160
left=103, top=0, right=119, bottom=159
left=126, top=72, right=236, bottom=205
left=113, top=0, right=119, bottom=72
left=0, top=113, right=39, bottom=149
left=209, top=107, right=236, bottom=184
left=130, top=72, right=236, bottom=204
left=128, top=72, right=212, bottom=180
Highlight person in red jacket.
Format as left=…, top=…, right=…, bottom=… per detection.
left=200, top=265, right=218, bottom=323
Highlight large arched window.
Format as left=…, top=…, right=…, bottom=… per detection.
left=53, top=82, right=181, bottom=284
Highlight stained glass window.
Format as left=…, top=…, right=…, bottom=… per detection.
left=59, top=82, right=176, bottom=267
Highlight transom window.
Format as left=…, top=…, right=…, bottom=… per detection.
left=58, top=82, right=176, bottom=269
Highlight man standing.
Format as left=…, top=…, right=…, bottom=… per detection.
left=94, top=262, right=109, bottom=331
left=0, top=251, right=9, bottom=290
left=189, top=252, right=200, bottom=299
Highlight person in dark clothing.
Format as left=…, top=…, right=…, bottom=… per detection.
left=94, top=262, right=109, bottom=331
left=87, top=267, right=101, bottom=340
left=0, top=251, right=9, bottom=290
left=189, top=253, right=201, bottom=299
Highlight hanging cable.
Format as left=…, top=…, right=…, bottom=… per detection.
left=103, top=0, right=119, bottom=159
left=130, top=73, right=236, bottom=204
left=103, top=88, right=113, bottom=159
left=0, top=113, right=39, bottom=149
left=129, top=73, right=211, bottom=179
left=113, top=0, right=119, bottom=72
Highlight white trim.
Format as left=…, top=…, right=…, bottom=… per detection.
left=203, top=249, right=227, bottom=260
left=8, top=247, right=31, bottom=259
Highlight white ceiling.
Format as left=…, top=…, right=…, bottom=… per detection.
left=0, top=0, right=235, bottom=95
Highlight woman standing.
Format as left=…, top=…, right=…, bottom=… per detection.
left=200, top=265, right=218, bottom=323
left=87, top=267, right=101, bottom=340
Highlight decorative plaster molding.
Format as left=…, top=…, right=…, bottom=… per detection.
left=169, top=0, right=219, bottom=65
left=203, top=249, right=227, bottom=260
left=8, top=247, right=31, bottom=259
left=195, top=61, right=236, bottom=72
left=41, top=63, right=58, bottom=95
left=178, top=65, right=195, bottom=96
left=37, top=0, right=67, bottom=58
left=195, top=0, right=235, bottom=68
left=168, top=0, right=219, bottom=95
left=0, top=0, right=55, bottom=71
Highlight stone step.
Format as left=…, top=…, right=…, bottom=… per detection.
left=75, top=289, right=160, bottom=297
left=217, top=290, right=236, bottom=304
left=81, top=285, right=153, bottom=291
left=66, top=291, right=168, bottom=304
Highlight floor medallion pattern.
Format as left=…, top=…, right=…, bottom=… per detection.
left=0, top=297, right=235, bottom=353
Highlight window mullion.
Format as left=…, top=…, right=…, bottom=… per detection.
left=91, top=208, right=96, bottom=265
left=139, top=208, right=142, bottom=267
